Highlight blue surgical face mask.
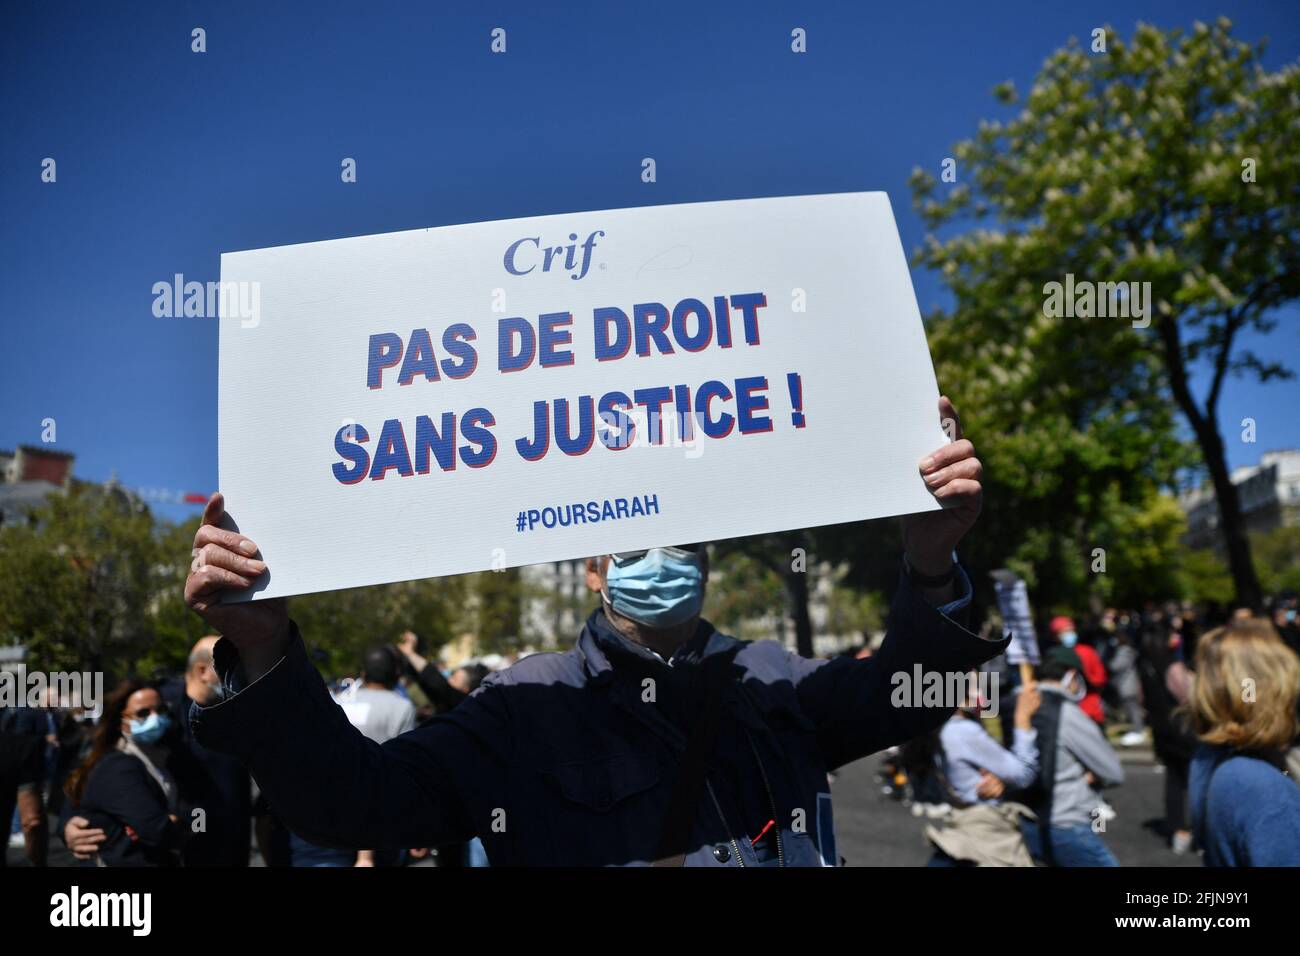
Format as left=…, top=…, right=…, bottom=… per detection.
left=603, top=548, right=704, bottom=628
left=1059, top=630, right=1078, bottom=648
left=128, top=713, right=171, bottom=745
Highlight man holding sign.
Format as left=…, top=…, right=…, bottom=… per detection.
left=184, top=395, right=1002, bottom=866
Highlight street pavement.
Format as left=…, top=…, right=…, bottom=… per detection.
left=832, top=746, right=1203, bottom=867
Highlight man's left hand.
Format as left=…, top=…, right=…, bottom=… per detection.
left=901, top=396, right=983, bottom=576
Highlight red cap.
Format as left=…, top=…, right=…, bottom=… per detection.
left=1050, top=616, right=1075, bottom=635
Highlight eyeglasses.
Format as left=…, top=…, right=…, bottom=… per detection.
left=609, top=544, right=702, bottom=563
left=128, top=706, right=162, bottom=719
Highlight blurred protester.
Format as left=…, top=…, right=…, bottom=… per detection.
left=338, top=646, right=418, bottom=744
left=1271, top=598, right=1300, bottom=658
left=1017, top=646, right=1124, bottom=866
left=63, top=680, right=184, bottom=867
left=1187, top=619, right=1300, bottom=867
left=160, top=636, right=253, bottom=865
left=65, top=638, right=254, bottom=867
left=1108, top=630, right=1146, bottom=747
left=1138, top=617, right=1198, bottom=854
left=396, top=631, right=468, bottom=716
left=452, top=663, right=491, bottom=695
left=939, top=680, right=1042, bottom=806
left=988, top=652, right=1022, bottom=748
left=923, top=679, right=1041, bottom=866
left=45, top=703, right=91, bottom=820
left=0, top=701, right=48, bottom=867
left=1050, top=616, right=1106, bottom=725
left=291, top=645, right=416, bottom=867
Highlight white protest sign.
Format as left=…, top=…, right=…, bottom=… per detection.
left=993, top=572, right=1041, bottom=665
left=218, top=192, right=946, bottom=601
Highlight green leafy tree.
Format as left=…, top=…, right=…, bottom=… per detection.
left=290, top=576, right=469, bottom=676
left=824, top=572, right=886, bottom=648
left=1252, top=524, right=1300, bottom=596
left=1178, top=547, right=1236, bottom=605
left=471, top=568, right=525, bottom=654
left=705, top=547, right=787, bottom=642
left=1089, top=490, right=1187, bottom=607
left=911, top=19, right=1299, bottom=610
left=0, top=484, right=162, bottom=675
left=711, top=531, right=814, bottom=653
left=143, top=515, right=213, bottom=676
left=0, top=488, right=472, bottom=680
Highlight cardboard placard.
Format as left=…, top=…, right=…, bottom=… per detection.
left=218, top=192, right=946, bottom=600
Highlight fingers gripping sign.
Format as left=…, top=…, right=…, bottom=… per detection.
left=186, top=494, right=265, bottom=605
left=184, top=493, right=291, bottom=679
left=901, top=396, right=984, bottom=581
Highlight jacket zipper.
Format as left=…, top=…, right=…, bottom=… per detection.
left=705, top=779, right=745, bottom=867
left=747, top=731, right=786, bottom=867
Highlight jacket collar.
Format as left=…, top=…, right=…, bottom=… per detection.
left=576, top=607, right=730, bottom=683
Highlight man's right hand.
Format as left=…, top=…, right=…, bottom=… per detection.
left=396, top=630, right=428, bottom=673
left=184, top=493, right=290, bottom=682
left=975, top=770, right=1005, bottom=800
left=64, top=816, right=106, bottom=861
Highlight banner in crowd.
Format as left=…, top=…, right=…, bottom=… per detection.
left=994, top=572, right=1042, bottom=665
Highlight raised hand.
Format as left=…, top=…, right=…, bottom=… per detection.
left=184, top=493, right=290, bottom=679
left=901, top=396, right=983, bottom=577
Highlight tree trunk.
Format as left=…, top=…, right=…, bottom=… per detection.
left=783, top=553, right=814, bottom=658
left=1156, top=317, right=1264, bottom=611
left=1198, top=423, right=1264, bottom=611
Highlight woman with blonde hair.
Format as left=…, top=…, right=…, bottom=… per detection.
left=1187, top=618, right=1300, bottom=866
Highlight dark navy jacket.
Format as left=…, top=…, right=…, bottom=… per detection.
left=159, top=679, right=253, bottom=866
left=76, top=751, right=182, bottom=867
left=192, top=567, right=1007, bottom=866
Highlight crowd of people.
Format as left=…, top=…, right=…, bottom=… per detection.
left=892, top=596, right=1300, bottom=866
left=0, top=633, right=508, bottom=868
left=6, top=594, right=1298, bottom=868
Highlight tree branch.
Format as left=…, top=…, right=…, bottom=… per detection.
left=1206, top=308, right=1246, bottom=416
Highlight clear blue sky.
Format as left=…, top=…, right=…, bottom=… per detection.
left=3, top=0, right=1297, bottom=521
